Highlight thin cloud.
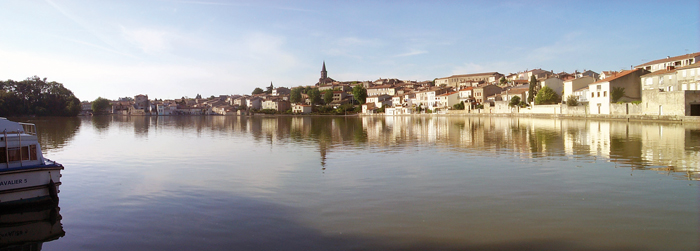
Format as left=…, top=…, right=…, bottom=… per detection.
left=120, top=26, right=174, bottom=54
left=56, top=36, right=140, bottom=59
left=44, top=0, right=122, bottom=51
left=173, top=1, right=314, bottom=12
left=394, top=49, right=428, bottom=57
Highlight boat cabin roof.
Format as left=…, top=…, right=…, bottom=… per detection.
left=0, top=118, right=25, bottom=134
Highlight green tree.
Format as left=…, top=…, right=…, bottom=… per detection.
left=323, top=90, right=334, bottom=104
left=566, top=95, right=579, bottom=106
left=252, top=87, right=264, bottom=95
left=290, top=87, right=302, bottom=103
left=92, top=97, right=111, bottom=114
left=509, top=96, right=521, bottom=107
left=453, top=101, right=465, bottom=110
left=308, top=88, right=321, bottom=105
left=0, top=76, right=81, bottom=116
left=499, top=76, right=507, bottom=86
left=534, top=86, right=560, bottom=105
left=527, top=75, right=537, bottom=104
left=352, top=85, right=367, bottom=104
left=611, top=87, right=625, bottom=103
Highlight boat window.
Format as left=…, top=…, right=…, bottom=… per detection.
left=0, top=146, right=36, bottom=162
left=29, top=145, right=37, bottom=161
left=21, top=146, right=30, bottom=161
left=8, top=148, right=20, bottom=162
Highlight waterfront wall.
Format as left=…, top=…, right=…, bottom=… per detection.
left=442, top=103, right=700, bottom=122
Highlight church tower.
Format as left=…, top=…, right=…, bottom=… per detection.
left=319, top=61, right=332, bottom=86
left=321, top=61, right=328, bottom=80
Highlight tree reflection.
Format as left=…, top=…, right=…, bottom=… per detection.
left=12, top=116, right=81, bottom=152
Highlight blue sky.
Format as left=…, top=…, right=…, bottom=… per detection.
left=1, top=0, right=698, bottom=101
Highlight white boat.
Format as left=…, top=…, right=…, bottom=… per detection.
left=0, top=118, right=62, bottom=206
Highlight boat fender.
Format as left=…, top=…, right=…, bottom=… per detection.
left=48, top=179, right=59, bottom=205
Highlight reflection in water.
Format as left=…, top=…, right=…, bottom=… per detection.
left=42, top=115, right=699, bottom=250
left=0, top=203, right=64, bottom=251
left=73, top=115, right=700, bottom=180
left=9, top=117, right=81, bottom=153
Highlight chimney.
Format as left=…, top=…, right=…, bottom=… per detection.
left=667, top=56, right=670, bottom=59
left=666, top=65, right=675, bottom=71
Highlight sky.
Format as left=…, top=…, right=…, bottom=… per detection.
left=1, top=0, right=698, bottom=101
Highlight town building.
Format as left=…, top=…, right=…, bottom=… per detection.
left=563, top=76, right=596, bottom=102
left=640, top=64, right=700, bottom=116
left=635, top=52, right=700, bottom=72
left=588, top=69, right=647, bottom=115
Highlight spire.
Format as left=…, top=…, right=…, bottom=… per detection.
left=320, top=61, right=328, bottom=80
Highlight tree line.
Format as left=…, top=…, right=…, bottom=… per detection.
left=0, top=76, right=81, bottom=116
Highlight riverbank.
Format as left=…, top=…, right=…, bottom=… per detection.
left=360, top=110, right=700, bottom=123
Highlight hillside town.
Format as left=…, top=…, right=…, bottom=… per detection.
left=82, top=52, right=700, bottom=118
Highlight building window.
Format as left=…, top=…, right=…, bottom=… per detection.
left=597, top=92, right=600, bottom=97
left=683, top=70, right=687, bottom=78
left=591, top=93, right=594, bottom=98
left=597, top=85, right=601, bottom=90
left=603, top=91, right=607, bottom=97
left=659, top=76, right=664, bottom=85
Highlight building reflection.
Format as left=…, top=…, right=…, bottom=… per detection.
left=75, top=115, right=700, bottom=180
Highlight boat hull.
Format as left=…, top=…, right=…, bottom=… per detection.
left=0, top=164, right=62, bottom=207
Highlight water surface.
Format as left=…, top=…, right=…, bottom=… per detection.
left=17, top=116, right=700, bottom=250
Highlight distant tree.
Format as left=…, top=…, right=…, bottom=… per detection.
left=352, top=85, right=367, bottom=104
left=509, top=96, right=521, bottom=107
left=308, top=88, right=321, bottom=105
left=252, top=88, right=264, bottom=95
left=566, top=95, right=579, bottom=106
left=534, top=86, right=560, bottom=105
left=499, top=77, right=507, bottom=86
left=209, top=95, right=215, bottom=99
left=611, top=87, right=625, bottom=103
left=0, top=76, right=81, bottom=116
left=453, top=101, right=465, bottom=110
left=195, top=94, right=202, bottom=99
left=527, top=75, right=537, bottom=104
left=92, top=97, right=111, bottom=114
left=290, top=87, right=302, bottom=103
left=323, top=90, right=334, bottom=104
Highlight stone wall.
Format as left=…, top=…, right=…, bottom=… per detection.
left=642, top=91, right=686, bottom=116
left=562, top=105, right=587, bottom=115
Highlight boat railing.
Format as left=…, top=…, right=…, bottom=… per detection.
left=18, top=123, right=37, bottom=136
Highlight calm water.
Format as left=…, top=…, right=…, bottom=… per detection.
left=11, top=115, right=700, bottom=250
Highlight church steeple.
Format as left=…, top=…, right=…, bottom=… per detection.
left=321, top=61, right=328, bottom=79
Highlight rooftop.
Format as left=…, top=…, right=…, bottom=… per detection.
left=635, top=52, right=700, bottom=68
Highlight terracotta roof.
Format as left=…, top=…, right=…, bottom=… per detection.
left=438, top=91, right=459, bottom=96
left=367, top=84, right=395, bottom=89
left=459, top=87, right=474, bottom=91
left=641, top=68, right=676, bottom=77
left=505, top=88, right=528, bottom=94
left=635, top=52, right=700, bottom=68
left=676, top=62, right=700, bottom=70
left=448, top=72, right=501, bottom=78
left=591, top=69, right=642, bottom=84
